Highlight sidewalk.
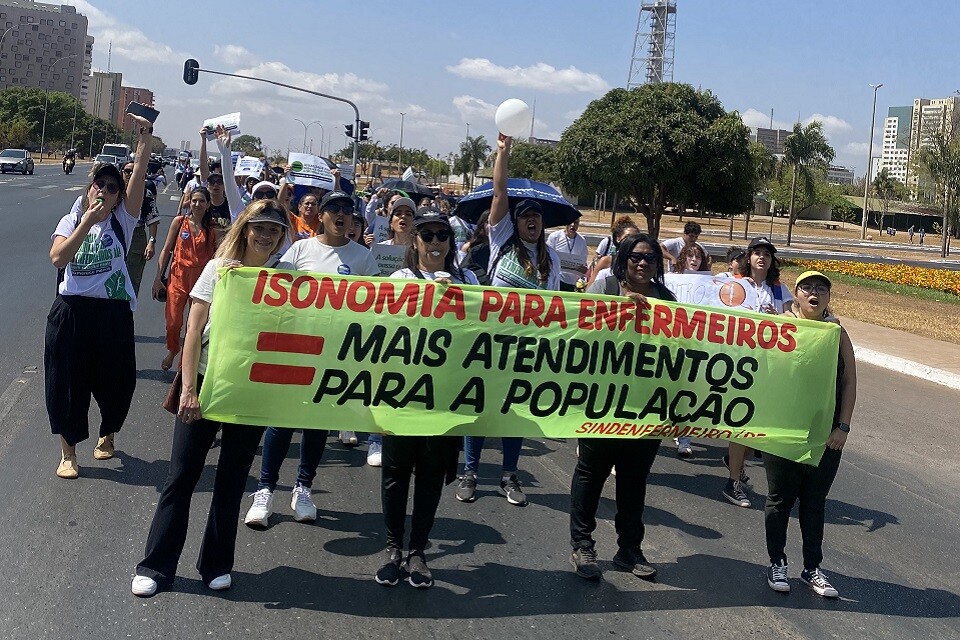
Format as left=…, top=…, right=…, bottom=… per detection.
left=840, top=317, right=960, bottom=390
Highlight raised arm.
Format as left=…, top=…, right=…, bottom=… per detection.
left=214, top=125, right=243, bottom=220
left=489, top=133, right=511, bottom=227
left=124, top=114, right=153, bottom=217
left=199, top=127, right=211, bottom=185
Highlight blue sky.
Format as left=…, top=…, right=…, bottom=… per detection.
left=67, top=0, right=960, bottom=175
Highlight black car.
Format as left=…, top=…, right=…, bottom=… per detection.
left=0, top=149, right=35, bottom=175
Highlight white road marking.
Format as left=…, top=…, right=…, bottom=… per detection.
left=64, top=186, right=84, bottom=191
left=38, top=185, right=58, bottom=189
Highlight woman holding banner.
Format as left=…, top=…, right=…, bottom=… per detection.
left=723, top=237, right=794, bottom=508
left=569, top=234, right=675, bottom=581
left=131, top=201, right=288, bottom=597
left=371, top=210, right=476, bottom=588
left=763, top=270, right=856, bottom=598
left=244, top=191, right=380, bottom=528
left=456, top=133, right=561, bottom=508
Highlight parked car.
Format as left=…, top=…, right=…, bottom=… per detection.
left=94, top=154, right=120, bottom=166
left=0, top=149, right=35, bottom=175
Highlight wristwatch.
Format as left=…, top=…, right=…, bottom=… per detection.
left=835, top=422, right=850, bottom=433
left=148, top=237, right=156, bottom=243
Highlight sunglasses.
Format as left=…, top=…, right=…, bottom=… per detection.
left=94, top=179, right=120, bottom=195
left=628, top=252, right=658, bottom=265
left=418, top=230, right=451, bottom=243
left=206, top=176, right=224, bottom=185
left=252, top=190, right=276, bottom=200
left=121, top=168, right=134, bottom=175
left=323, top=204, right=355, bottom=214
left=798, top=283, right=830, bottom=295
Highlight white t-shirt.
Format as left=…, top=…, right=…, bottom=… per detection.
left=546, top=229, right=588, bottom=285
left=662, top=236, right=708, bottom=261
left=487, top=217, right=561, bottom=291
left=752, top=279, right=793, bottom=314
left=280, top=237, right=380, bottom=276
left=390, top=267, right=480, bottom=285
left=189, top=258, right=222, bottom=375
left=53, top=200, right=139, bottom=310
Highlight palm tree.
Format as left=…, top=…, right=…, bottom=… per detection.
left=871, top=168, right=901, bottom=233
left=914, top=115, right=960, bottom=257
left=784, top=121, right=835, bottom=246
left=456, top=135, right=491, bottom=190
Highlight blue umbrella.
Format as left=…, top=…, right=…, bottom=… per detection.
left=453, top=178, right=580, bottom=227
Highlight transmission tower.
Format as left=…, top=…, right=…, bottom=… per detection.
left=627, top=0, right=677, bottom=88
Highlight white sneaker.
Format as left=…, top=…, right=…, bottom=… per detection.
left=675, top=436, right=693, bottom=458
left=367, top=441, right=382, bottom=467
left=291, top=484, right=317, bottom=522
left=207, top=574, right=231, bottom=590
left=339, top=430, right=358, bottom=446
left=131, top=575, right=158, bottom=597
left=244, top=488, right=273, bottom=527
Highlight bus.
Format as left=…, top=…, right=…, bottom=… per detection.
left=102, top=143, right=132, bottom=164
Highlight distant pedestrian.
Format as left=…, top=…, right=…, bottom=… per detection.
left=764, top=270, right=857, bottom=599
left=919, top=227, right=925, bottom=245
left=908, top=225, right=914, bottom=244
left=659, top=221, right=707, bottom=267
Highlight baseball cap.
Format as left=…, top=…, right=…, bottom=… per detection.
left=795, top=270, right=831, bottom=289
left=413, top=209, right=452, bottom=229
left=320, top=191, right=354, bottom=210
left=247, top=206, right=289, bottom=228
left=513, top=199, right=543, bottom=219
left=747, top=236, right=777, bottom=254
left=251, top=180, right=279, bottom=197
left=390, top=197, right=417, bottom=215
left=93, top=163, right=124, bottom=187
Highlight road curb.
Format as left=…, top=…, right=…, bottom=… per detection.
left=853, top=346, right=960, bottom=391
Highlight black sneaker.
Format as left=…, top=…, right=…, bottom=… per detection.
left=800, top=567, right=839, bottom=598
left=767, top=560, right=790, bottom=593
left=456, top=472, right=477, bottom=503
left=613, top=547, right=657, bottom=580
left=722, top=454, right=750, bottom=484
left=570, top=547, right=602, bottom=580
left=375, top=548, right=402, bottom=586
left=499, top=474, right=527, bottom=506
left=406, top=552, right=433, bottom=588
left=722, top=478, right=752, bottom=508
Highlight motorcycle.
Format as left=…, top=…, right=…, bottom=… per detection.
left=63, top=156, right=75, bottom=175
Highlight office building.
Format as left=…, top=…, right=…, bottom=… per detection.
left=753, top=127, right=791, bottom=156
left=907, top=96, right=958, bottom=194
left=85, top=69, right=121, bottom=122
left=826, top=165, right=855, bottom=185
left=0, top=0, right=92, bottom=100
left=878, top=106, right=911, bottom=185
left=116, top=85, right=153, bottom=132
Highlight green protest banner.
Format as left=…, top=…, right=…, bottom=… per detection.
left=199, top=268, right=840, bottom=465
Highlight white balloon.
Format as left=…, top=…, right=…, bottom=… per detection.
left=495, top=99, right=531, bottom=138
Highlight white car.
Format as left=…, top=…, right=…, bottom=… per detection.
left=0, top=149, right=35, bottom=174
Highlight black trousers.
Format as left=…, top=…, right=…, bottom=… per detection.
left=44, top=295, right=136, bottom=446
left=381, top=435, right=459, bottom=553
left=570, top=438, right=661, bottom=551
left=137, top=399, right=265, bottom=585
left=763, top=446, right=842, bottom=570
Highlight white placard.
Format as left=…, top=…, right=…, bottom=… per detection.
left=555, top=250, right=587, bottom=276
left=287, top=152, right=335, bottom=189
left=372, top=215, right=391, bottom=245
left=234, top=156, right=264, bottom=178
left=663, top=274, right=759, bottom=311
left=371, top=243, right=408, bottom=276
left=337, top=163, right=355, bottom=181
left=202, top=112, right=241, bottom=141
left=401, top=166, right=415, bottom=181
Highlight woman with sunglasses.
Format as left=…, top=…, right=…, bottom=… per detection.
left=131, top=202, right=288, bottom=597
left=244, top=191, right=380, bottom=528
left=569, top=234, right=675, bottom=581
left=723, top=236, right=794, bottom=508
left=371, top=211, right=476, bottom=589
left=763, top=270, right=856, bottom=598
left=152, top=186, right=218, bottom=371
left=456, top=133, right=561, bottom=508
left=46, top=114, right=155, bottom=479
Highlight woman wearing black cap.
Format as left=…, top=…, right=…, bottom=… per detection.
left=370, top=211, right=477, bottom=589
left=131, top=201, right=289, bottom=597
left=46, top=114, right=155, bottom=479
left=722, top=236, right=795, bottom=509
left=568, top=234, right=675, bottom=581
left=763, top=270, right=856, bottom=598
left=244, top=191, right=380, bottom=529
left=456, top=133, right=561, bottom=508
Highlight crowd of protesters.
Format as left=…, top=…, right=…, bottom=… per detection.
left=45, top=116, right=857, bottom=601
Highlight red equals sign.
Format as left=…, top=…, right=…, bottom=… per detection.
left=250, top=332, right=325, bottom=386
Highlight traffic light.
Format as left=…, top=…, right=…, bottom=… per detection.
left=183, top=59, right=200, bottom=85
left=344, top=124, right=354, bottom=139
left=358, top=121, right=370, bottom=141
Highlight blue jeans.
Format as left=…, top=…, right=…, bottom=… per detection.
left=463, top=436, right=522, bottom=474
left=368, top=433, right=381, bottom=445
left=257, top=428, right=328, bottom=491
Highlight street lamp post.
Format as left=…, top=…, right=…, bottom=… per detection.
left=398, top=112, right=406, bottom=174
left=861, top=82, right=883, bottom=240
left=294, top=118, right=322, bottom=153
left=39, top=53, right=78, bottom=163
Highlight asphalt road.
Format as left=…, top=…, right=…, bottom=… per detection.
left=0, top=167, right=958, bottom=639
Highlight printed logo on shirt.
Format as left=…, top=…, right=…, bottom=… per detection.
left=180, top=231, right=191, bottom=240
left=71, top=232, right=124, bottom=278
left=494, top=249, right=544, bottom=290
left=337, top=264, right=351, bottom=275
left=297, top=231, right=310, bottom=240
left=100, top=234, right=114, bottom=248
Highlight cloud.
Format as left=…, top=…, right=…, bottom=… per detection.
left=66, top=1, right=188, bottom=65
left=452, top=95, right=498, bottom=123
left=739, top=108, right=792, bottom=131
left=843, top=141, right=870, bottom=156
left=214, top=45, right=259, bottom=67
left=805, top=113, right=853, bottom=137
left=209, top=62, right=389, bottom=106
left=446, top=58, right=609, bottom=94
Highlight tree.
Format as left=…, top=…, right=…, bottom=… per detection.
left=232, top=135, right=264, bottom=157
left=913, top=108, right=960, bottom=256
left=784, top=121, right=835, bottom=245
left=454, top=135, right=491, bottom=189
left=0, top=117, right=31, bottom=148
left=556, top=83, right=754, bottom=238
left=872, top=168, right=907, bottom=232
left=506, top=140, right=558, bottom=182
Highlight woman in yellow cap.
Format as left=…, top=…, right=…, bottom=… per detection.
left=763, top=270, right=857, bottom=599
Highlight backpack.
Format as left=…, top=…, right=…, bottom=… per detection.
left=56, top=210, right=128, bottom=292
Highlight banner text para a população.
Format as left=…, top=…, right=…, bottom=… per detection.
left=199, top=269, right=840, bottom=464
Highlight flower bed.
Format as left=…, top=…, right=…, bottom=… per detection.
left=784, top=259, right=960, bottom=297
